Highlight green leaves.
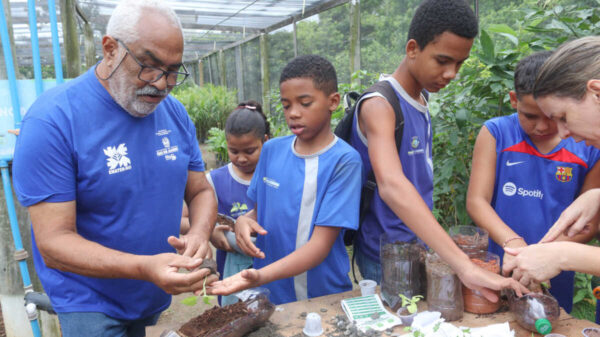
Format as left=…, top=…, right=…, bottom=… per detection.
left=398, top=294, right=423, bottom=314
left=181, top=295, right=198, bottom=306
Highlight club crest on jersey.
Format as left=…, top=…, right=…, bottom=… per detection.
left=411, top=136, right=420, bottom=149
left=555, top=166, right=573, bottom=183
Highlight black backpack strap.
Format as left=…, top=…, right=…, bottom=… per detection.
left=350, top=80, right=405, bottom=284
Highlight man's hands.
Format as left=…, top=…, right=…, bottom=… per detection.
left=140, top=253, right=219, bottom=295
left=168, top=231, right=211, bottom=259
left=234, top=215, right=267, bottom=258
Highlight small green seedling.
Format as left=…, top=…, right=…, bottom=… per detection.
left=181, top=276, right=215, bottom=306
left=399, top=294, right=424, bottom=314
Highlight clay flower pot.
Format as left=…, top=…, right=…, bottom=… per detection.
left=396, top=306, right=417, bottom=326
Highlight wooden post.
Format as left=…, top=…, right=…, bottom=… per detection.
left=190, top=61, right=200, bottom=86
left=75, top=2, right=96, bottom=70
left=259, top=33, right=270, bottom=115
left=1, top=0, right=19, bottom=79
left=292, top=20, right=298, bottom=57
left=198, top=60, right=204, bottom=86
left=207, top=56, right=213, bottom=84
left=218, top=49, right=226, bottom=87
left=235, top=45, right=245, bottom=102
left=60, top=0, right=81, bottom=78
left=349, top=0, right=361, bottom=86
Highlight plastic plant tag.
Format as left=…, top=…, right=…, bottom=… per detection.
left=341, top=294, right=402, bottom=332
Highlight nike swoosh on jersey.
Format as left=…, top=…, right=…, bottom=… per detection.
left=506, top=160, right=525, bottom=166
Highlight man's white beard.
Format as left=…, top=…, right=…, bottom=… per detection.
left=108, top=69, right=166, bottom=117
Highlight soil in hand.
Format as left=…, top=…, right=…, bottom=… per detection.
left=198, top=258, right=218, bottom=275
left=462, top=257, right=501, bottom=314
left=217, top=213, right=235, bottom=228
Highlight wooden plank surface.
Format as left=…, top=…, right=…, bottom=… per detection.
left=271, top=289, right=599, bottom=337
left=149, top=288, right=600, bottom=336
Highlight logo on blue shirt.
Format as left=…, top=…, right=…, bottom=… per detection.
left=104, top=143, right=132, bottom=175
left=411, top=136, right=420, bottom=149
left=263, top=177, right=280, bottom=189
left=502, top=181, right=544, bottom=200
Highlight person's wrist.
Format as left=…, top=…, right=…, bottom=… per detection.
left=503, top=236, right=525, bottom=248
left=505, top=238, right=527, bottom=249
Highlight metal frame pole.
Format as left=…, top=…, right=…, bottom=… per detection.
left=27, top=0, right=43, bottom=96
left=48, top=0, right=64, bottom=83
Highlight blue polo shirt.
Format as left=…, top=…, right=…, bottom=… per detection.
left=248, top=135, right=362, bottom=305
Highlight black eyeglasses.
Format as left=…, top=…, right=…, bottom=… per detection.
left=116, top=39, right=189, bottom=86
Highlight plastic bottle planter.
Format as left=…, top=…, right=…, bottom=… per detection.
left=177, top=288, right=275, bottom=337
left=507, top=289, right=560, bottom=335
left=462, top=252, right=501, bottom=314
left=379, top=234, right=426, bottom=311
left=425, top=252, right=464, bottom=321
left=449, top=225, right=489, bottom=257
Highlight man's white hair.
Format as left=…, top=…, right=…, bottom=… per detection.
left=106, top=0, right=182, bottom=44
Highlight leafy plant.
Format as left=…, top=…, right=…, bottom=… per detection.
left=180, top=276, right=215, bottom=306
left=399, top=294, right=423, bottom=314
left=207, top=127, right=229, bottom=164
left=172, top=83, right=237, bottom=142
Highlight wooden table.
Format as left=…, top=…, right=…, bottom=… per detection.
left=271, top=289, right=600, bottom=336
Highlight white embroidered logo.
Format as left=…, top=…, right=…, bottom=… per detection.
left=104, top=143, right=132, bottom=174
left=156, top=136, right=179, bottom=160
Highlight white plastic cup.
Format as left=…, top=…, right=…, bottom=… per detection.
left=359, top=279, right=377, bottom=296
left=303, top=312, right=323, bottom=336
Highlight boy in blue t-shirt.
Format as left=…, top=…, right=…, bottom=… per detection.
left=350, top=0, right=527, bottom=299
left=467, top=51, right=600, bottom=312
left=208, top=55, right=363, bottom=305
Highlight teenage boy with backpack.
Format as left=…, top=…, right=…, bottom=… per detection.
left=346, top=0, right=527, bottom=299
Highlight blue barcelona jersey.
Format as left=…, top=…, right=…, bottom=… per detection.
left=247, top=135, right=362, bottom=305
left=351, top=77, right=432, bottom=262
left=486, top=113, right=600, bottom=311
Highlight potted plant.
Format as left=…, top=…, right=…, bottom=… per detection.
left=396, top=294, right=423, bottom=326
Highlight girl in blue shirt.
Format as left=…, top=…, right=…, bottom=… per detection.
left=207, top=101, right=270, bottom=305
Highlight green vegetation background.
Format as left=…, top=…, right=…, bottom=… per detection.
left=173, top=0, right=600, bottom=322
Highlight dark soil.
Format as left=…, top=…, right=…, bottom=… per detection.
left=217, top=213, right=235, bottom=228
left=179, top=301, right=249, bottom=336
left=178, top=293, right=274, bottom=337
left=198, top=258, right=218, bottom=275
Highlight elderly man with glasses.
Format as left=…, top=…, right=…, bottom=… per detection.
left=11, top=0, right=217, bottom=335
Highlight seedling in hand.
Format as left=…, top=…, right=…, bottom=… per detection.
left=180, top=276, right=215, bottom=306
